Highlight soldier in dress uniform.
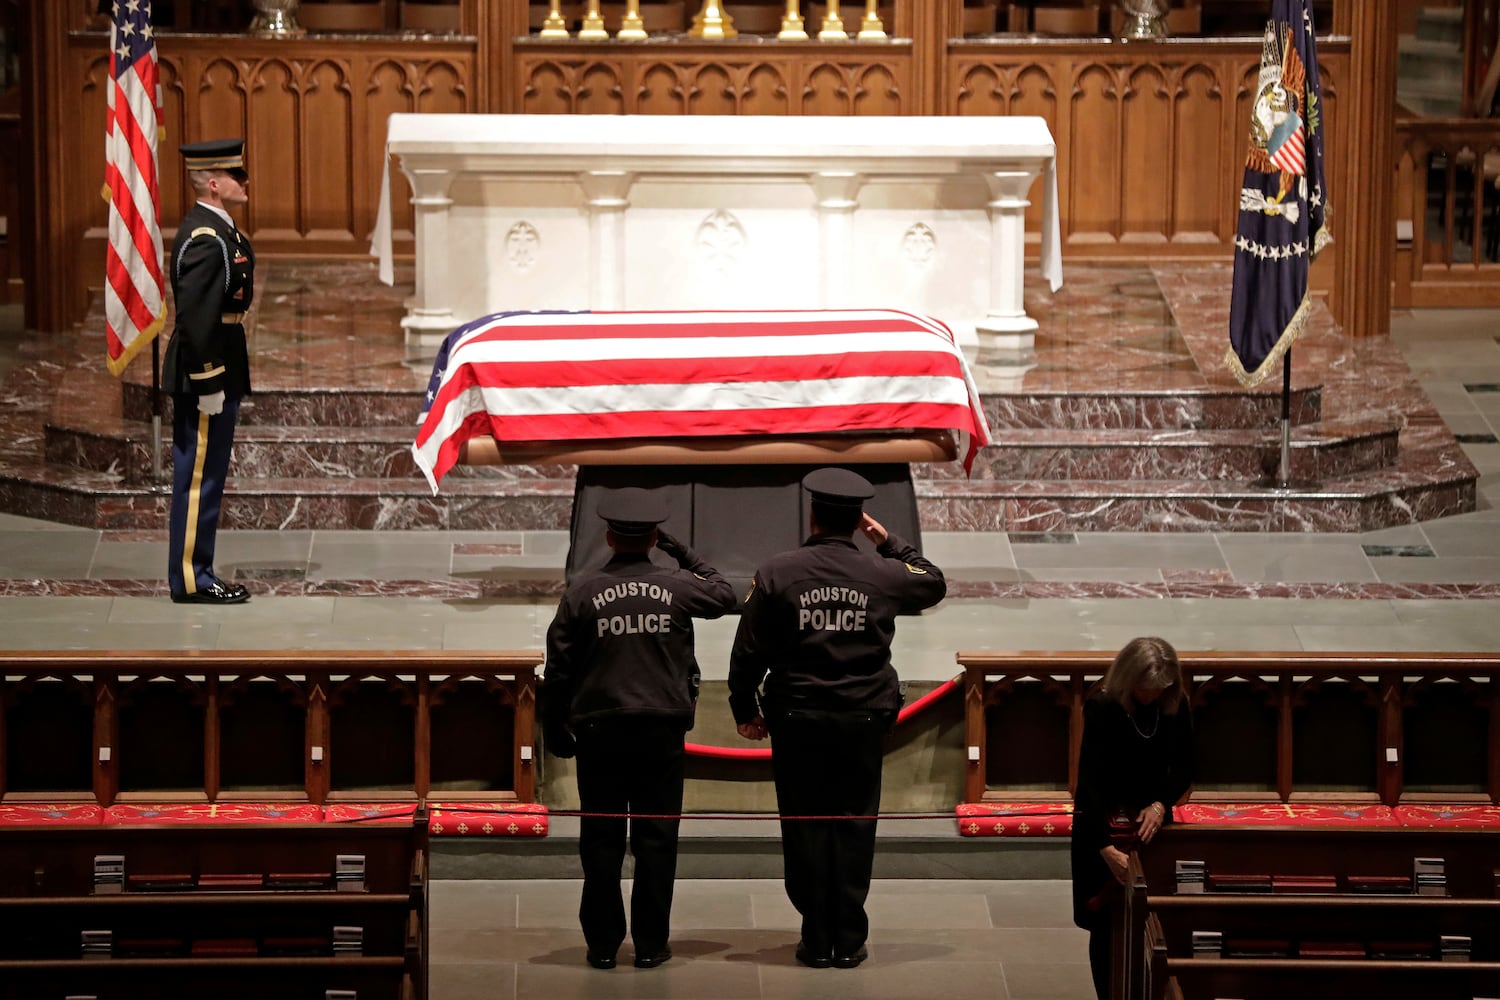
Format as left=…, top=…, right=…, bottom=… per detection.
left=540, top=488, right=738, bottom=971
left=164, top=138, right=254, bottom=605
left=728, top=468, right=946, bottom=970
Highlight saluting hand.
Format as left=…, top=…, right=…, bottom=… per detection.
left=859, top=513, right=888, bottom=546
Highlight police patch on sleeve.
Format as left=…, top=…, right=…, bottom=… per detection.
left=904, top=563, right=928, bottom=574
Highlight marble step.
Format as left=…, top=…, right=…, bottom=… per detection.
left=0, top=460, right=1471, bottom=534
left=1414, top=5, right=1463, bottom=46
left=119, top=381, right=1323, bottom=433
left=46, top=413, right=1388, bottom=487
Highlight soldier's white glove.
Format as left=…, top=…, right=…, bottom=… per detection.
left=199, top=391, right=225, bottom=416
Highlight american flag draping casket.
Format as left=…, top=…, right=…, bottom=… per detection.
left=412, top=309, right=993, bottom=494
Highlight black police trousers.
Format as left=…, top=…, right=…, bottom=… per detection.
left=574, top=716, right=686, bottom=960
left=767, top=707, right=892, bottom=959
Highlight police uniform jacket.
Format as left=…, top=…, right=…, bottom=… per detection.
left=541, top=549, right=737, bottom=735
left=163, top=203, right=254, bottom=398
left=727, top=532, right=946, bottom=723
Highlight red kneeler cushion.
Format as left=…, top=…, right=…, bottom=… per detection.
left=0, top=803, right=105, bottom=826
left=956, top=802, right=1073, bottom=837
left=104, top=803, right=324, bottom=825
left=322, top=802, right=422, bottom=824
left=1393, top=804, right=1500, bottom=827
left=430, top=804, right=549, bottom=837
left=1176, top=803, right=1399, bottom=826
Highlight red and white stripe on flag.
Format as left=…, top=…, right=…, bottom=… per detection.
left=1270, top=126, right=1306, bottom=176
left=104, top=0, right=167, bottom=377
left=412, top=309, right=994, bottom=492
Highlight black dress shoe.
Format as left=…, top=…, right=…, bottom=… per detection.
left=171, top=581, right=250, bottom=605
left=832, top=946, right=868, bottom=969
left=795, top=941, right=832, bottom=969
left=585, top=952, right=616, bottom=970
left=633, top=945, right=672, bottom=969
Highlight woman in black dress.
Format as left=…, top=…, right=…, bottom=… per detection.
left=1071, top=637, right=1194, bottom=1000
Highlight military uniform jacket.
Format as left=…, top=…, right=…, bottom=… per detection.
left=727, top=532, right=946, bottom=723
left=541, top=549, right=738, bottom=733
left=163, top=203, right=254, bottom=398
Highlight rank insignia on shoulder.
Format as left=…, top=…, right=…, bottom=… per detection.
left=904, top=563, right=928, bottom=574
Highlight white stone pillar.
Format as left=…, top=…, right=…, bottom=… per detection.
left=977, top=167, right=1043, bottom=349
left=810, top=171, right=863, bottom=309
left=401, top=166, right=459, bottom=352
left=578, top=171, right=636, bottom=310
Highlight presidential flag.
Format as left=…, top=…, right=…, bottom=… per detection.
left=103, top=0, right=167, bottom=377
left=1226, top=0, right=1330, bottom=386
left=412, top=309, right=992, bottom=493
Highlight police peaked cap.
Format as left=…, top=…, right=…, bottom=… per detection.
left=597, top=488, right=667, bottom=536
left=803, top=468, right=876, bottom=508
left=181, top=138, right=246, bottom=172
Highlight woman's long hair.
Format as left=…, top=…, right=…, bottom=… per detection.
left=1099, top=636, right=1186, bottom=714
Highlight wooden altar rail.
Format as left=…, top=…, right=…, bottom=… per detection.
left=1393, top=117, right=1500, bottom=308
left=957, top=651, right=1500, bottom=808
left=0, top=651, right=540, bottom=807
left=1111, top=826, right=1500, bottom=1000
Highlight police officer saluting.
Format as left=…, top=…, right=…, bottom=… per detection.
left=728, top=468, right=946, bottom=970
left=164, top=138, right=254, bottom=604
left=540, top=488, right=738, bottom=971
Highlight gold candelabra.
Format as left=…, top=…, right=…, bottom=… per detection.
left=578, top=0, right=609, bottom=39
left=618, top=0, right=648, bottom=39
left=539, top=0, right=569, bottom=38
left=856, top=0, right=885, bottom=39
left=818, top=0, right=848, bottom=40
left=779, top=0, right=808, bottom=40
left=690, top=0, right=738, bottom=38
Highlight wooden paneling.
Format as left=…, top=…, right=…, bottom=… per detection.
left=53, top=32, right=476, bottom=319
left=514, top=41, right=916, bottom=115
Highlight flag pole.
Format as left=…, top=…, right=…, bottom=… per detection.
left=1276, top=348, right=1292, bottom=485
left=151, top=336, right=164, bottom=485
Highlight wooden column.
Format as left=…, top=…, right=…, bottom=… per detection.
left=1329, top=0, right=1398, bottom=337
left=908, top=0, right=953, bottom=115
left=20, top=0, right=73, bottom=332
left=476, top=0, right=527, bottom=113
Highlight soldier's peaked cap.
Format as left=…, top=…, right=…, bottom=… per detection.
left=597, top=488, right=667, bottom=536
left=181, top=138, right=245, bottom=172
left=803, top=468, right=875, bottom=508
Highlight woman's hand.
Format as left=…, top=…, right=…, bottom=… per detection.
left=1136, top=801, right=1167, bottom=843
left=737, top=716, right=768, bottom=741
left=1100, top=845, right=1130, bottom=884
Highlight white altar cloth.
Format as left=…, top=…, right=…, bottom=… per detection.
left=372, top=114, right=1061, bottom=350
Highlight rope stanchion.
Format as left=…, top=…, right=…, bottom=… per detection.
left=684, top=674, right=962, bottom=761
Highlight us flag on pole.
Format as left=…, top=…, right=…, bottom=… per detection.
left=412, top=309, right=992, bottom=493
left=1226, top=0, right=1330, bottom=386
left=103, top=0, right=167, bottom=377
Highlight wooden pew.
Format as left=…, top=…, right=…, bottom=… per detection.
left=0, top=810, right=428, bottom=1000
left=1115, top=825, right=1500, bottom=1000
left=957, top=651, right=1500, bottom=807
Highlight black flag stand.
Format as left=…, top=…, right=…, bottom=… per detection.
left=1253, top=348, right=1317, bottom=491
left=150, top=336, right=168, bottom=489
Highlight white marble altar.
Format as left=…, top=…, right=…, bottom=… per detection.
left=372, top=114, right=1061, bottom=351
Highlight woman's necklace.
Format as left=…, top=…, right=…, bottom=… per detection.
left=1129, top=706, right=1160, bottom=740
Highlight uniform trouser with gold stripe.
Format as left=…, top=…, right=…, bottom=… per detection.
left=168, top=393, right=240, bottom=597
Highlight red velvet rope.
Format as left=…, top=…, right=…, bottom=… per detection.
left=684, top=675, right=961, bottom=761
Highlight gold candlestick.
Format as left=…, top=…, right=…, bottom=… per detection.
left=818, top=0, right=848, bottom=40
left=779, top=0, right=808, bottom=40
left=618, top=0, right=648, bottom=39
left=856, top=0, right=885, bottom=39
left=579, top=0, right=608, bottom=39
left=539, top=0, right=569, bottom=38
left=689, top=0, right=738, bottom=39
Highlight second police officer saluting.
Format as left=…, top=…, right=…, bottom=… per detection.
left=540, top=488, right=738, bottom=972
